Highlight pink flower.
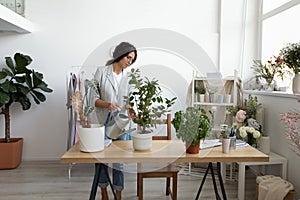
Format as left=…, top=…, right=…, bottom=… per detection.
left=236, top=110, right=247, bottom=123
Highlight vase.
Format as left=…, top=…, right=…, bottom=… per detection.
left=78, top=124, right=105, bottom=152
left=185, top=141, right=200, bottom=154
left=199, top=94, right=205, bottom=102
left=258, top=136, right=270, bottom=154
left=292, top=73, right=300, bottom=94
left=132, top=130, right=153, bottom=151
left=222, top=138, right=230, bottom=153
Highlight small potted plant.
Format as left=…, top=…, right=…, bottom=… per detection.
left=172, top=106, right=211, bottom=154
left=280, top=42, right=300, bottom=93
left=0, top=53, right=53, bottom=169
left=124, top=68, right=177, bottom=151
left=220, top=124, right=230, bottom=153
left=194, top=85, right=206, bottom=102
left=71, top=78, right=106, bottom=152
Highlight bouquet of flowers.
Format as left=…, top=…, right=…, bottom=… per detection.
left=280, top=42, right=300, bottom=74
left=235, top=111, right=262, bottom=147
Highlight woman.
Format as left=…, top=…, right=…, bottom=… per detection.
left=94, top=42, right=137, bottom=200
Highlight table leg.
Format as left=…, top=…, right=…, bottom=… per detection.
left=238, top=163, right=246, bottom=200
left=195, top=162, right=224, bottom=200
left=89, top=163, right=117, bottom=200
left=217, top=162, right=227, bottom=200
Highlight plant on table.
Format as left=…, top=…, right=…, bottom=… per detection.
left=71, top=79, right=100, bottom=128
left=172, top=106, right=211, bottom=147
left=124, top=68, right=177, bottom=133
left=0, top=53, right=53, bottom=143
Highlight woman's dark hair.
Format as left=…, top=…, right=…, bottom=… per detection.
left=113, top=50, right=137, bottom=65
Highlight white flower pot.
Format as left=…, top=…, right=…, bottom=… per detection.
left=78, top=124, right=105, bottom=152
left=222, top=138, right=231, bottom=153
left=292, top=73, right=300, bottom=94
left=132, top=130, right=153, bottom=151
left=258, top=136, right=270, bottom=155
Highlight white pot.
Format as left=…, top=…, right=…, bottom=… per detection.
left=199, top=94, right=205, bottom=102
left=132, top=130, right=153, bottom=151
left=78, top=124, right=105, bottom=152
left=258, top=136, right=270, bottom=155
left=292, top=73, right=300, bottom=94
left=222, top=138, right=231, bottom=153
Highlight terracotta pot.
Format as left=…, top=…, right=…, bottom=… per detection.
left=0, top=138, right=23, bottom=169
left=186, top=141, right=200, bottom=154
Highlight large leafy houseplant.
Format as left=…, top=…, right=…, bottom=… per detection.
left=0, top=53, right=53, bottom=143
left=125, top=68, right=176, bottom=133
left=172, top=106, right=211, bottom=147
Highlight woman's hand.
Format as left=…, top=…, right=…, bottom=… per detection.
left=108, top=102, right=120, bottom=112
left=128, top=108, right=137, bottom=119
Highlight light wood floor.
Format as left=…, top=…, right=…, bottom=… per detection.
left=0, top=161, right=257, bottom=200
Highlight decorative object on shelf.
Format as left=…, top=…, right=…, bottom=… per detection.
left=280, top=42, right=300, bottom=93
left=172, top=107, right=211, bottom=154
left=194, top=85, right=206, bottom=102
left=207, top=87, right=217, bottom=103
left=71, top=79, right=106, bottom=152
left=220, top=124, right=230, bottom=153
left=225, top=94, right=231, bottom=104
left=251, top=56, right=292, bottom=91
left=0, top=53, right=53, bottom=169
left=124, top=68, right=176, bottom=151
left=280, top=99, right=300, bottom=157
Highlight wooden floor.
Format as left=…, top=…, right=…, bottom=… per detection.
left=0, top=161, right=257, bottom=200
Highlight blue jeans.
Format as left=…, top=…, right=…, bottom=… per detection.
left=98, top=134, right=126, bottom=191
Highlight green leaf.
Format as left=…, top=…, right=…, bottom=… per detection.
left=31, top=90, right=46, bottom=102
left=0, top=91, right=10, bottom=104
left=5, top=56, right=15, bottom=74
left=0, top=71, right=8, bottom=79
left=14, top=53, right=32, bottom=73
left=18, top=95, right=31, bottom=110
left=1, top=80, right=17, bottom=93
left=15, top=76, right=26, bottom=83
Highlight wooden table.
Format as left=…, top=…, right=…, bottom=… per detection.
left=61, top=140, right=268, bottom=200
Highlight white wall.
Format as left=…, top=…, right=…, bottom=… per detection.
left=0, top=0, right=257, bottom=160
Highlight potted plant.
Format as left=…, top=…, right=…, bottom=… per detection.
left=220, top=124, right=230, bottom=153
left=124, top=68, right=176, bottom=151
left=251, top=56, right=292, bottom=91
left=280, top=42, right=300, bottom=93
left=0, top=53, right=53, bottom=169
left=194, top=85, right=206, bottom=102
left=171, top=106, right=211, bottom=154
left=71, top=78, right=106, bottom=152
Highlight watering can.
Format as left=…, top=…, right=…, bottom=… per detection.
left=105, top=111, right=136, bottom=139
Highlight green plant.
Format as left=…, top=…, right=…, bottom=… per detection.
left=194, top=86, right=206, bottom=94
left=220, top=124, right=229, bottom=139
left=280, top=42, right=300, bottom=74
left=172, top=107, right=211, bottom=146
left=71, top=79, right=100, bottom=128
left=0, top=53, right=53, bottom=143
left=124, top=68, right=176, bottom=133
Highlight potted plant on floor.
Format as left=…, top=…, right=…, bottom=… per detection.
left=0, top=53, right=53, bottom=169
left=124, top=68, right=177, bottom=151
left=172, top=106, right=211, bottom=154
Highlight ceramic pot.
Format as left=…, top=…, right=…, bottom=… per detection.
left=222, top=138, right=231, bottom=153
left=292, top=73, right=300, bottom=94
left=78, top=124, right=105, bottom=152
left=185, top=141, right=200, bottom=154
left=132, top=130, right=153, bottom=151
left=199, top=94, right=205, bottom=102
left=258, top=136, right=270, bottom=154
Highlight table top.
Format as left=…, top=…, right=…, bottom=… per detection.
left=61, top=140, right=269, bottom=164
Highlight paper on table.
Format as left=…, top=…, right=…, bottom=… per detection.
left=236, top=139, right=248, bottom=147
left=200, top=139, right=222, bottom=149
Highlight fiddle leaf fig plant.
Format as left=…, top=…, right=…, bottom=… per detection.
left=124, top=68, right=177, bottom=133
left=172, top=106, right=211, bottom=146
left=0, top=53, right=53, bottom=143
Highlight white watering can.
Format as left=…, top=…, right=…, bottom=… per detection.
left=105, top=111, right=136, bottom=139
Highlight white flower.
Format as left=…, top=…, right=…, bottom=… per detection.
left=248, top=127, right=256, bottom=133
left=239, top=126, right=247, bottom=138
left=253, top=130, right=261, bottom=138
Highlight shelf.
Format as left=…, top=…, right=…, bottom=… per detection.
left=0, top=4, right=35, bottom=33
left=193, top=102, right=234, bottom=106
